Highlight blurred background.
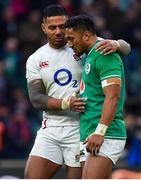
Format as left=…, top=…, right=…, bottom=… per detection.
left=0, top=0, right=141, bottom=178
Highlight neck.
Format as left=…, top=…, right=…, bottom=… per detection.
left=85, top=35, right=97, bottom=54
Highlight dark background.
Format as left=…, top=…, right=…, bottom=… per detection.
left=0, top=0, right=141, bottom=178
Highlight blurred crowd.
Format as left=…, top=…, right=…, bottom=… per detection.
left=0, top=0, right=141, bottom=171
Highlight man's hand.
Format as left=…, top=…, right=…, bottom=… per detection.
left=96, top=40, right=120, bottom=55
left=69, top=96, right=86, bottom=112
left=84, top=133, right=104, bottom=155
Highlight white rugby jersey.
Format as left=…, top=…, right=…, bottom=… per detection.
left=26, top=43, right=82, bottom=126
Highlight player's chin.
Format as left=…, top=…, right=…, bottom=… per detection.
left=55, top=41, right=66, bottom=48
left=77, top=50, right=84, bottom=57
left=74, top=51, right=81, bottom=57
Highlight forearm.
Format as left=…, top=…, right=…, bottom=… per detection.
left=95, top=38, right=131, bottom=55
left=27, top=79, right=62, bottom=111
left=85, top=94, right=119, bottom=153
left=117, top=39, right=131, bottom=55
left=30, top=94, right=62, bottom=111
left=99, top=95, right=119, bottom=126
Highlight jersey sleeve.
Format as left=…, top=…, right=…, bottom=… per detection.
left=95, top=53, right=123, bottom=81
left=26, top=54, right=41, bottom=82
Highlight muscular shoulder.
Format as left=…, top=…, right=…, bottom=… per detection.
left=94, top=52, right=123, bottom=77
left=96, top=51, right=122, bottom=66
left=26, top=44, right=48, bottom=65
left=26, top=43, right=61, bottom=72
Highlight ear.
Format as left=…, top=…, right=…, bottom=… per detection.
left=41, top=22, right=46, bottom=34
left=82, top=31, right=90, bottom=41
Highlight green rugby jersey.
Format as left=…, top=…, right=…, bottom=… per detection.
left=80, top=41, right=126, bottom=141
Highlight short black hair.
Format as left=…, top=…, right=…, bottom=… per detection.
left=43, top=4, right=68, bottom=19
left=64, top=15, right=96, bottom=34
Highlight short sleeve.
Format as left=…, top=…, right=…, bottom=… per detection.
left=95, top=53, right=122, bottom=81
left=26, top=54, right=41, bottom=82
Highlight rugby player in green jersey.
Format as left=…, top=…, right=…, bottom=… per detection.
left=65, top=15, right=127, bottom=179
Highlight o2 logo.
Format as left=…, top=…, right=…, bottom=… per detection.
left=54, top=68, right=78, bottom=88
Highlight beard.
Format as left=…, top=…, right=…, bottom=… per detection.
left=48, top=37, right=67, bottom=49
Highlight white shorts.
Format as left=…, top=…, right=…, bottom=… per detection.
left=80, top=139, right=126, bottom=164
left=30, top=126, right=80, bottom=167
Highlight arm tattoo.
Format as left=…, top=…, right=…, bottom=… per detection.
left=27, top=79, right=49, bottom=110
left=117, top=39, right=131, bottom=55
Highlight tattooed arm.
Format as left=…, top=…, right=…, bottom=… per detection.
left=27, top=79, right=61, bottom=111
left=27, top=79, right=85, bottom=112
left=117, top=39, right=131, bottom=55
left=96, top=39, right=131, bottom=55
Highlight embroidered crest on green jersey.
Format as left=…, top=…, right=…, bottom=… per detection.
left=85, top=63, right=91, bottom=74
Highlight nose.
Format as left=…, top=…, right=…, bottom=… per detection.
left=56, top=27, right=62, bottom=35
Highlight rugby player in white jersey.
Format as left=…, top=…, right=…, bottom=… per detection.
left=24, top=4, right=131, bottom=179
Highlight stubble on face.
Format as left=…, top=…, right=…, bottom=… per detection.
left=42, top=16, right=68, bottom=49
left=65, top=28, right=86, bottom=56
